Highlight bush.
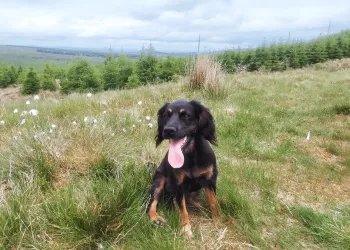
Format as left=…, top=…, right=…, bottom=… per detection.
left=125, top=73, right=142, bottom=89
left=136, top=54, right=158, bottom=84
left=22, top=68, right=40, bottom=95
left=102, top=54, right=133, bottom=90
left=63, top=58, right=101, bottom=93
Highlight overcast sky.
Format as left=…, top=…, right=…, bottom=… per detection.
left=0, top=0, right=349, bottom=52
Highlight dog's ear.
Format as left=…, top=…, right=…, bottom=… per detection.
left=190, top=100, right=217, bottom=146
left=155, top=102, right=169, bottom=146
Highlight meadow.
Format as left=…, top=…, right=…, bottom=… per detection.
left=0, top=59, right=349, bottom=249
left=0, top=46, right=105, bottom=70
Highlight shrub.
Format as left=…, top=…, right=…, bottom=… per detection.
left=63, top=58, right=101, bottom=93
left=136, top=54, right=158, bottom=84
left=125, top=73, right=142, bottom=89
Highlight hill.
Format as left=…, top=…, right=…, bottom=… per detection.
left=0, top=59, right=350, bottom=249
left=0, top=45, right=196, bottom=70
left=0, top=45, right=105, bottom=70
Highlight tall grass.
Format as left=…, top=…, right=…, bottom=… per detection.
left=186, top=55, right=225, bottom=98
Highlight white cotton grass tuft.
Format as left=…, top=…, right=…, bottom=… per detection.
left=14, top=109, right=19, bottom=114
left=84, top=117, right=89, bottom=123
left=87, top=93, right=92, bottom=98
left=111, top=132, right=115, bottom=137
left=26, top=100, right=30, bottom=105
left=103, top=110, right=107, bottom=114
left=72, top=121, right=78, bottom=126
left=29, top=109, right=39, bottom=116
left=21, top=111, right=28, bottom=116
left=51, top=124, right=57, bottom=129
left=145, top=116, right=151, bottom=121
left=148, top=123, right=153, bottom=128
left=122, top=128, right=126, bottom=133
left=93, top=119, right=97, bottom=124
left=20, top=119, right=26, bottom=125
left=132, top=124, right=136, bottom=128
left=55, top=152, right=61, bottom=158
left=34, top=95, right=40, bottom=100
left=306, top=131, right=310, bottom=140
left=0, top=120, right=4, bottom=125
left=138, top=101, right=142, bottom=105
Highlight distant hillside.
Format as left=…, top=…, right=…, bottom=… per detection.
left=0, top=45, right=104, bottom=70
left=0, top=45, right=197, bottom=70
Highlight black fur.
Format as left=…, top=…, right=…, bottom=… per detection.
left=149, top=99, right=218, bottom=225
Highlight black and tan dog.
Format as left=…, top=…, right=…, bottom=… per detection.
left=148, top=99, right=218, bottom=239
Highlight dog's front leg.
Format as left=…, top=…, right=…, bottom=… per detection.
left=176, top=191, right=193, bottom=240
left=149, top=176, right=166, bottom=224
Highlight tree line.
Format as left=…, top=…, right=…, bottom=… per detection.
left=217, top=30, right=350, bottom=72
left=0, top=45, right=187, bottom=94
left=0, top=30, right=349, bottom=95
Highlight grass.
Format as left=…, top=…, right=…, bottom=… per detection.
left=1, top=59, right=350, bottom=249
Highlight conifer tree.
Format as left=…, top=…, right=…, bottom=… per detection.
left=22, top=68, right=40, bottom=94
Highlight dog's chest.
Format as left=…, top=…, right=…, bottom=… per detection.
left=174, top=165, right=213, bottom=184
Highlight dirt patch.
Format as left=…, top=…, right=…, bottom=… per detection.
left=301, top=137, right=349, bottom=164
left=0, top=87, right=22, bottom=102
left=277, top=164, right=350, bottom=210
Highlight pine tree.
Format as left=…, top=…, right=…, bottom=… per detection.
left=115, top=54, right=133, bottom=86
left=136, top=44, right=158, bottom=84
left=125, top=73, right=141, bottom=89
left=335, top=36, right=345, bottom=59
left=270, top=47, right=279, bottom=71
left=325, top=39, right=334, bottom=59
left=221, top=51, right=236, bottom=73
left=247, top=54, right=259, bottom=72
left=297, top=44, right=308, bottom=68
left=276, top=45, right=286, bottom=61
left=288, top=46, right=300, bottom=68
left=234, top=52, right=242, bottom=66
left=22, top=68, right=40, bottom=94
left=102, top=55, right=119, bottom=90
left=42, top=64, right=57, bottom=91
left=64, top=59, right=101, bottom=93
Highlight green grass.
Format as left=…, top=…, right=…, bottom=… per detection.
left=291, top=206, right=350, bottom=249
left=0, top=45, right=104, bottom=70
left=1, top=59, right=350, bottom=249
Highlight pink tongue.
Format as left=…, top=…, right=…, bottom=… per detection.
left=168, top=138, right=185, bottom=168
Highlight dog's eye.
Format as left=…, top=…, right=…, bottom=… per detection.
left=184, top=114, right=190, bottom=119
left=163, top=114, right=168, bottom=119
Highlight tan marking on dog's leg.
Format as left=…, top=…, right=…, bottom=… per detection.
left=149, top=177, right=166, bottom=224
left=168, top=108, right=172, bottom=113
left=180, top=195, right=193, bottom=240
left=205, top=188, right=219, bottom=219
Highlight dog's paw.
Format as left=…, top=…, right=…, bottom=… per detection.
left=150, top=214, right=166, bottom=225
left=181, top=224, right=193, bottom=240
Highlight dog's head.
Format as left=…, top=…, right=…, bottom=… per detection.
left=155, top=100, right=217, bottom=147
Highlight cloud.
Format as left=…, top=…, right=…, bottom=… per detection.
left=0, top=0, right=349, bottom=52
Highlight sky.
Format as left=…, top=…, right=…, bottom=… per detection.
left=0, top=0, right=349, bottom=52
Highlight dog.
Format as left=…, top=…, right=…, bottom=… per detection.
left=148, top=99, right=218, bottom=239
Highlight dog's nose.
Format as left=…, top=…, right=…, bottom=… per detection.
left=163, top=126, right=176, bottom=137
